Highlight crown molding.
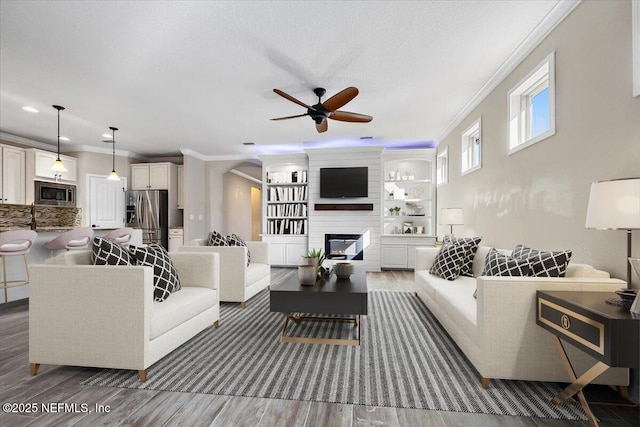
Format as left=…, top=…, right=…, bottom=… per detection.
left=181, top=148, right=258, bottom=162
left=229, top=168, right=262, bottom=185
left=435, top=0, right=581, bottom=144
left=0, top=131, right=148, bottom=160
left=73, top=144, right=149, bottom=161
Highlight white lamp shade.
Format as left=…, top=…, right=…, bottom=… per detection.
left=107, top=170, right=120, bottom=181
left=440, top=208, right=464, bottom=225
left=50, top=159, right=67, bottom=172
left=585, top=178, right=640, bottom=230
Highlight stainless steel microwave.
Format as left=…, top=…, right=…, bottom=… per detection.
left=35, top=181, right=76, bottom=206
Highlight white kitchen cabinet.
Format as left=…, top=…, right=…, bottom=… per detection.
left=169, top=228, right=184, bottom=252
left=1, top=144, right=26, bottom=204
left=33, top=150, right=77, bottom=182
left=177, top=165, right=184, bottom=209
left=131, top=163, right=172, bottom=190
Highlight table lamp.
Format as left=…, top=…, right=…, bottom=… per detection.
left=585, top=178, right=640, bottom=288
left=440, top=208, right=464, bottom=237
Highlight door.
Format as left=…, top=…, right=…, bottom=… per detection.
left=149, top=164, right=169, bottom=189
left=131, top=165, right=150, bottom=190
left=2, top=146, right=26, bottom=204
left=88, top=175, right=126, bottom=228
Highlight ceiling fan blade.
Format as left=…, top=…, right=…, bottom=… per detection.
left=271, top=113, right=309, bottom=121
left=329, top=110, right=373, bottom=123
left=322, top=87, right=359, bottom=112
left=316, top=120, right=328, bottom=133
left=273, top=89, right=314, bottom=110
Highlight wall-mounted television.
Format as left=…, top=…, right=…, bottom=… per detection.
left=320, top=167, right=368, bottom=198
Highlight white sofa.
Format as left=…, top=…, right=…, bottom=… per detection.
left=414, top=245, right=629, bottom=389
left=179, top=239, right=270, bottom=307
left=29, top=250, right=220, bottom=382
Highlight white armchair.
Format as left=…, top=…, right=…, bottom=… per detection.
left=179, top=239, right=270, bottom=307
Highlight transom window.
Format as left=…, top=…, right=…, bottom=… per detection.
left=461, top=118, right=481, bottom=175
left=509, top=52, right=556, bottom=154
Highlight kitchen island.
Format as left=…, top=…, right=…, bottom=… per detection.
left=1, top=228, right=142, bottom=304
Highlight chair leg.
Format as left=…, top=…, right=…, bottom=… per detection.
left=214, top=320, right=219, bottom=329
left=30, top=363, right=40, bottom=376
left=138, top=369, right=148, bottom=382
left=24, top=254, right=30, bottom=284
left=241, top=301, right=246, bottom=309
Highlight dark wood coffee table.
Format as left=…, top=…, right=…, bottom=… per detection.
left=269, top=269, right=368, bottom=345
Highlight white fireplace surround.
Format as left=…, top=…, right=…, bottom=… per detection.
left=306, top=147, right=383, bottom=272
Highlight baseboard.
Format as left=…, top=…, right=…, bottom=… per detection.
left=0, top=297, right=29, bottom=311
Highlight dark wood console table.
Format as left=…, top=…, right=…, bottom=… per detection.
left=536, top=291, right=639, bottom=426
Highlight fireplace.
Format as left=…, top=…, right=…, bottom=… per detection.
left=325, top=234, right=363, bottom=261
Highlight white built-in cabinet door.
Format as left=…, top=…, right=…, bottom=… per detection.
left=89, top=175, right=126, bottom=228
left=130, top=164, right=170, bottom=190
left=34, top=150, right=77, bottom=182
left=268, top=243, right=286, bottom=265
left=285, top=243, right=308, bottom=266
left=1, top=145, right=26, bottom=204
left=381, top=245, right=408, bottom=269
left=130, top=165, right=150, bottom=190
left=149, top=164, right=169, bottom=189
left=177, top=165, right=184, bottom=208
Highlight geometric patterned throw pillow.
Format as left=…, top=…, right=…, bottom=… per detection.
left=512, top=244, right=572, bottom=277
left=91, top=237, right=133, bottom=266
left=227, top=234, right=251, bottom=266
left=207, top=230, right=228, bottom=247
left=481, top=248, right=531, bottom=277
left=130, top=244, right=181, bottom=302
left=429, top=243, right=469, bottom=281
left=443, top=236, right=482, bottom=277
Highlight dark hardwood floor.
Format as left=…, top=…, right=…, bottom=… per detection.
left=0, top=269, right=637, bottom=426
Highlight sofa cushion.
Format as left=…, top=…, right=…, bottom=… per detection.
left=207, top=231, right=228, bottom=246
left=227, top=234, right=251, bottom=265
left=430, top=275, right=478, bottom=343
left=246, top=262, right=270, bottom=287
left=150, top=287, right=218, bottom=340
left=443, top=236, right=482, bottom=277
left=131, top=244, right=182, bottom=302
left=429, top=243, right=468, bottom=280
left=91, top=237, right=133, bottom=266
left=566, top=263, right=610, bottom=278
left=512, top=244, right=572, bottom=277
left=482, top=248, right=531, bottom=277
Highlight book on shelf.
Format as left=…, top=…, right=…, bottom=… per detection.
left=266, top=218, right=307, bottom=235
left=267, top=186, right=307, bottom=202
left=266, top=170, right=308, bottom=184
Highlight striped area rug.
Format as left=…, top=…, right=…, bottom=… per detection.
left=82, top=290, right=586, bottom=420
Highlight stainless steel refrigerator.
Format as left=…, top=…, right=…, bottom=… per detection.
left=126, top=190, right=169, bottom=249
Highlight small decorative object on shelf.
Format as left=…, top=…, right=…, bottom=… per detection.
left=403, top=222, right=413, bottom=234
left=334, top=262, right=354, bottom=279
left=389, top=206, right=401, bottom=216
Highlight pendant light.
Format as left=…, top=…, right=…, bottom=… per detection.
left=107, top=126, right=119, bottom=181
left=50, top=105, right=67, bottom=172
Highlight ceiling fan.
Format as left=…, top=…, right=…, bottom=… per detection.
left=271, top=87, right=372, bottom=133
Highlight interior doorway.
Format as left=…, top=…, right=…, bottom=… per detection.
left=251, top=187, right=261, bottom=241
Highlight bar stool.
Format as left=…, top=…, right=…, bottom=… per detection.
left=0, top=230, right=38, bottom=303
left=102, top=227, right=134, bottom=246
left=44, top=228, right=94, bottom=257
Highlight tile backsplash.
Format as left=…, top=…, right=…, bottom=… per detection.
left=0, top=204, right=81, bottom=228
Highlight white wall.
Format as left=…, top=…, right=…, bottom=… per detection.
left=183, top=154, right=205, bottom=243
left=223, top=171, right=261, bottom=240
left=306, top=147, right=383, bottom=272
left=436, top=0, right=640, bottom=287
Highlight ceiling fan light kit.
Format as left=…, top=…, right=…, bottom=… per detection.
left=272, top=87, right=372, bottom=133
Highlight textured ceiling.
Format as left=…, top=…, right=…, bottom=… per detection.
left=0, top=1, right=560, bottom=158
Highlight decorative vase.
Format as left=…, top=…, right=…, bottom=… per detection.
left=301, top=256, right=318, bottom=270
left=298, top=265, right=317, bottom=286
left=334, top=262, right=354, bottom=279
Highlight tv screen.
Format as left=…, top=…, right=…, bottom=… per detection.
left=320, top=167, right=368, bottom=198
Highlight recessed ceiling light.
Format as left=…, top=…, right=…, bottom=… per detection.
left=243, top=142, right=256, bottom=145
left=22, top=106, right=39, bottom=113
left=102, top=133, right=112, bottom=139
left=59, top=136, right=70, bottom=141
